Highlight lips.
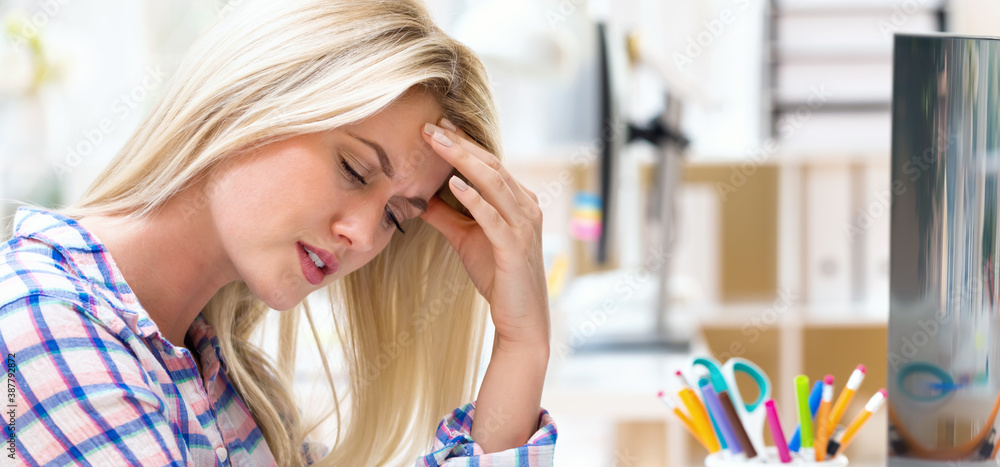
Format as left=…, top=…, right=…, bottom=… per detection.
left=297, top=241, right=339, bottom=285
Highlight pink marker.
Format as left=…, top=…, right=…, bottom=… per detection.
left=764, top=399, right=792, bottom=463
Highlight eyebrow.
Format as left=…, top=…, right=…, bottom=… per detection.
left=348, top=131, right=428, bottom=214
left=349, top=132, right=394, bottom=179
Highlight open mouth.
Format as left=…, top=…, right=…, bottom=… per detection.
left=297, top=242, right=336, bottom=285
left=302, top=244, right=326, bottom=269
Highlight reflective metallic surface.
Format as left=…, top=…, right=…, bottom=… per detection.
left=890, top=33, right=1000, bottom=464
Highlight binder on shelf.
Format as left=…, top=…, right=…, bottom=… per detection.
left=861, top=164, right=890, bottom=314
left=805, top=166, right=853, bottom=307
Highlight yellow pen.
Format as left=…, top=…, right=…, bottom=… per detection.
left=658, top=390, right=711, bottom=451
left=675, top=370, right=721, bottom=453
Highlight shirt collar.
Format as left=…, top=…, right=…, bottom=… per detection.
left=13, top=206, right=142, bottom=306
left=11, top=206, right=217, bottom=354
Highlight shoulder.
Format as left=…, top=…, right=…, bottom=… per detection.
left=0, top=231, right=138, bottom=340
left=0, top=242, right=136, bottom=378
left=0, top=235, right=95, bottom=312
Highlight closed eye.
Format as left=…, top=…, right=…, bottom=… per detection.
left=339, top=157, right=406, bottom=234
left=341, top=159, right=367, bottom=185
left=384, top=207, right=405, bottom=234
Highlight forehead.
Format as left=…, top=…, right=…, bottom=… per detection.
left=345, top=91, right=447, bottom=179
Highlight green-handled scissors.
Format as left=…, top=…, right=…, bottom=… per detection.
left=687, top=355, right=772, bottom=456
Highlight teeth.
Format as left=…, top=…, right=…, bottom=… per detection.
left=303, top=245, right=326, bottom=269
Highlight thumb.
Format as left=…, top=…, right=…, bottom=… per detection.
left=420, top=195, right=470, bottom=246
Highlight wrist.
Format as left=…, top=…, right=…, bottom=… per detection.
left=494, top=333, right=550, bottom=363
left=494, top=307, right=550, bottom=349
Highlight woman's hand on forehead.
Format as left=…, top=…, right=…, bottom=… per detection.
left=418, top=116, right=550, bottom=454
left=418, top=117, right=548, bottom=347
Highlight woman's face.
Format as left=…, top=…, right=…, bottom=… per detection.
left=206, top=90, right=455, bottom=309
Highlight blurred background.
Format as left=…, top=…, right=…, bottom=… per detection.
left=2, top=0, right=1000, bottom=465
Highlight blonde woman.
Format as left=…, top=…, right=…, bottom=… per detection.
left=0, top=0, right=557, bottom=465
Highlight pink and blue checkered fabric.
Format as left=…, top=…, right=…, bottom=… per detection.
left=0, top=207, right=557, bottom=466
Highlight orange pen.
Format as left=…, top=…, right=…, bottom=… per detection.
left=829, top=365, right=866, bottom=428
left=658, top=390, right=711, bottom=451
left=838, top=389, right=887, bottom=455
left=815, top=375, right=834, bottom=461
left=675, top=370, right=721, bottom=453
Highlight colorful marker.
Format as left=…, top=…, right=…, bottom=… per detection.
left=815, top=375, right=834, bottom=461
left=764, top=399, right=792, bottom=463
left=829, top=365, right=866, bottom=428
left=699, top=381, right=741, bottom=456
left=837, top=389, right=887, bottom=455
left=676, top=370, right=721, bottom=453
left=719, top=390, right=757, bottom=458
left=699, top=376, right=729, bottom=450
left=789, top=380, right=823, bottom=452
left=795, top=375, right=815, bottom=452
left=658, top=390, right=711, bottom=451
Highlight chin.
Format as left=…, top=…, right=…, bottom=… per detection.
left=248, top=270, right=304, bottom=311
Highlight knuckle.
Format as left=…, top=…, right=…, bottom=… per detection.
left=489, top=171, right=506, bottom=191
left=489, top=209, right=505, bottom=227
left=528, top=204, right=543, bottom=223
left=525, top=188, right=540, bottom=203
left=487, top=157, right=504, bottom=173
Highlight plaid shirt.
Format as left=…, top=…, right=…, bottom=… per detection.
left=0, top=206, right=557, bottom=466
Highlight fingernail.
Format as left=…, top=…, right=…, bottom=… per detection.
left=450, top=175, right=468, bottom=191
left=424, top=122, right=442, bottom=136
left=440, top=118, right=457, bottom=132
left=433, top=131, right=453, bottom=147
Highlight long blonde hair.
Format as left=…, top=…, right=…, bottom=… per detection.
left=52, top=1, right=500, bottom=465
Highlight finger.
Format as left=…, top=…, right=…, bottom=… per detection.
left=443, top=175, right=515, bottom=248
left=420, top=194, right=474, bottom=247
left=518, top=184, right=540, bottom=205
left=423, top=123, right=524, bottom=226
left=437, top=118, right=538, bottom=209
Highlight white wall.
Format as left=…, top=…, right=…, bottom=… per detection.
left=951, top=0, right=1000, bottom=36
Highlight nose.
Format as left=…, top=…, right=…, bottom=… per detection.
left=332, top=203, right=379, bottom=253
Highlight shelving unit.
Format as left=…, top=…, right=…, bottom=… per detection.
left=768, top=0, right=945, bottom=312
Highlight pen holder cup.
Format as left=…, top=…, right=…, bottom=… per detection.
left=706, top=447, right=848, bottom=466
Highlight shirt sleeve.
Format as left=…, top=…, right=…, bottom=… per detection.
left=415, top=401, right=558, bottom=466
left=1, top=296, right=185, bottom=466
